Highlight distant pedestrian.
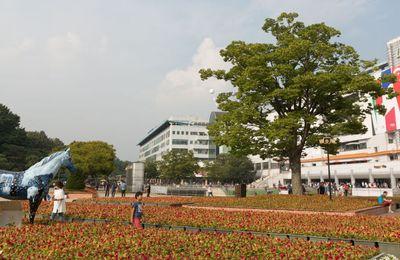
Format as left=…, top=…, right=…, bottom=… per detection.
left=343, top=183, right=349, bottom=197
left=207, top=186, right=213, bottom=197
left=318, top=182, right=325, bottom=195
left=104, top=181, right=110, bottom=197
left=131, top=191, right=144, bottom=229
left=120, top=181, right=127, bottom=197
left=111, top=182, right=117, bottom=197
left=378, top=191, right=394, bottom=213
left=51, top=181, right=67, bottom=221
left=146, top=184, right=151, bottom=197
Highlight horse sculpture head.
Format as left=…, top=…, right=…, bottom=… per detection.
left=22, top=148, right=77, bottom=187
left=59, top=148, right=77, bottom=173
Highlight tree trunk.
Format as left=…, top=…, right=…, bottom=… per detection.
left=289, top=154, right=303, bottom=195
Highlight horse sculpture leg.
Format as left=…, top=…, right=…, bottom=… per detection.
left=28, top=198, right=43, bottom=224
left=28, top=190, right=43, bottom=224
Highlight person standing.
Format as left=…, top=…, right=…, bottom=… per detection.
left=207, top=186, right=213, bottom=197
left=343, top=183, right=349, bottom=197
left=318, top=182, right=325, bottom=195
left=120, top=181, right=127, bottom=197
left=146, top=184, right=151, bottom=197
left=104, top=181, right=110, bottom=197
left=131, top=191, right=144, bottom=229
left=51, top=181, right=67, bottom=221
left=111, top=182, right=117, bottom=197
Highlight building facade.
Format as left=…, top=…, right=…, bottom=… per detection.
left=387, top=36, right=400, bottom=68
left=252, top=37, right=400, bottom=189
left=138, top=116, right=216, bottom=162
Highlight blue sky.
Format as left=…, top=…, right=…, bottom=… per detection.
left=1, top=0, right=399, bottom=160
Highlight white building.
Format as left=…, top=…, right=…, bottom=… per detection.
left=387, top=36, right=400, bottom=68
left=253, top=37, right=400, bottom=189
left=138, top=116, right=217, bottom=162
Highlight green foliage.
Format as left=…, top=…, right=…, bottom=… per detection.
left=199, top=12, right=395, bottom=194
left=68, top=141, right=116, bottom=189
left=0, top=104, right=66, bottom=171
left=206, top=154, right=255, bottom=184
left=158, top=150, right=199, bottom=182
left=111, top=158, right=131, bottom=177
left=65, top=171, right=86, bottom=190
left=144, top=159, right=159, bottom=179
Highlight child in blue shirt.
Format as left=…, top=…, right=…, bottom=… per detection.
left=131, top=191, right=143, bottom=229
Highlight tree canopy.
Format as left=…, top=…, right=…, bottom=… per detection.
left=207, top=154, right=255, bottom=184
left=68, top=141, right=116, bottom=189
left=0, top=104, right=66, bottom=171
left=200, top=12, right=396, bottom=194
left=158, top=150, right=199, bottom=182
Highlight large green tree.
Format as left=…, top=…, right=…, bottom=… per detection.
left=207, top=154, right=255, bottom=184
left=68, top=141, right=116, bottom=190
left=144, top=159, right=159, bottom=180
left=200, top=13, right=395, bottom=194
left=158, top=150, right=199, bottom=182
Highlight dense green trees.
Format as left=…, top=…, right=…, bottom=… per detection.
left=158, top=151, right=199, bottom=182
left=200, top=12, right=396, bottom=194
left=68, top=141, right=116, bottom=190
left=0, top=104, right=65, bottom=171
left=206, top=154, right=255, bottom=184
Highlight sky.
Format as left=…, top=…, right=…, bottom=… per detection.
left=1, top=0, right=399, bottom=161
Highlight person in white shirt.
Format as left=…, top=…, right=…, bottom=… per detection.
left=51, top=181, right=67, bottom=221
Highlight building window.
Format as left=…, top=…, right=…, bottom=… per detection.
left=341, top=142, right=367, bottom=151
left=389, top=138, right=394, bottom=144
left=197, top=140, right=209, bottom=145
left=190, top=132, right=198, bottom=135
left=172, top=131, right=175, bottom=134
left=262, top=162, right=269, bottom=169
left=172, top=148, right=188, bottom=153
left=186, top=131, right=189, bottom=135
left=193, top=148, right=209, bottom=154
left=312, top=163, right=317, bottom=166
left=190, top=141, right=193, bottom=144
left=172, top=139, right=188, bottom=145
left=390, top=154, right=399, bottom=161
left=199, top=132, right=207, bottom=136
left=255, top=163, right=262, bottom=170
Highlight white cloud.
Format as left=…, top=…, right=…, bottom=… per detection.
left=0, top=38, right=35, bottom=58
left=46, top=32, right=82, bottom=61
left=155, top=38, right=231, bottom=113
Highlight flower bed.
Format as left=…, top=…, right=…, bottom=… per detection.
left=0, top=222, right=379, bottom=258
left=26, top=202, right=400, bottom=242
left=80, top=195, right=377, bottom=212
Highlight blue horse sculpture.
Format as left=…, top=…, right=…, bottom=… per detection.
left=0, top=149, right=76, bottom=223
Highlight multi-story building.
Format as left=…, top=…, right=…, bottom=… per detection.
left=138, top=116, right=216, bottom=162
left=387, top=36, right=400, bottom=68
left=252, top=37, right=400, bottom=189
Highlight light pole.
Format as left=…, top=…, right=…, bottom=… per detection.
left=319, top=137, right=336, bottom=200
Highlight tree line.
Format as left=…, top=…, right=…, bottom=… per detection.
left=0, top=104, right=127, bottom=190
left=145, top=150, right=255, bottom=184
